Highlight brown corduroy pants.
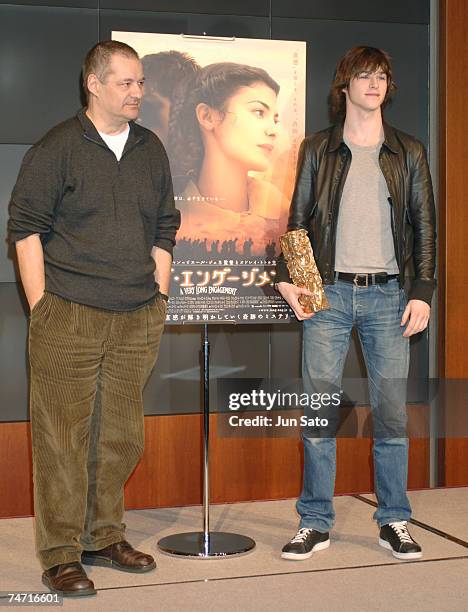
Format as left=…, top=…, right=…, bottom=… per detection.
left=28, top=291, right=166, bottom=570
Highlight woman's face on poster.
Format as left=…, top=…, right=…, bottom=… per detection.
left=202, top=82, right=280, bottom=172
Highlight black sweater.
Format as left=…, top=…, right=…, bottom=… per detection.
left=8, top=109, right=180, bottom=310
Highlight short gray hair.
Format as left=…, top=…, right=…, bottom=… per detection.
left=82, top=40, right=140, bottom=101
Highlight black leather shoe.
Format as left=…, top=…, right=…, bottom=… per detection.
left=42, top=562, right=96, bottom=597
left=82, top=540, right=156, bottom=573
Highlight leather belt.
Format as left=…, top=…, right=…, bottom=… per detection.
left=335, top=272, right=399, bottom=288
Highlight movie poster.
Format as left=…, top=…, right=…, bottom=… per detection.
left=113, top=32, right=306, bottom=324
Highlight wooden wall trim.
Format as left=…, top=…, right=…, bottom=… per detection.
left=438, top=0, right=468, bottom=486
left=1, top=413, right=429, bottom=519
left=0, top=422, right=33, bottom=518
left=439, top=0, right=468, bottom=376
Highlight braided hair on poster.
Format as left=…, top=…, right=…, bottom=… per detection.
left=167, top=62, right=280, bottom=191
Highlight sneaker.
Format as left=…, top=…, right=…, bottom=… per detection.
left=379, top=521, right=422, bottom=560
left=281, top=528, right=330, bottom=560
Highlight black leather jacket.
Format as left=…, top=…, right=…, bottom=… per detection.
left=276, top=123, right=436, bottom=305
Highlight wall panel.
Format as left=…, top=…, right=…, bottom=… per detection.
left=0, top=412, right=430, bottom=518
left=0, top=422, right=33, bottom=518
left=0, top=283, right=30, bottom=422
left=144, top=325, right=274, bottom=416
left=438, top=0, right=468, bottom=486
left=100, top=1, right=269, bottom=16
left=0, top=5, right=97, bottom=143
left=0, top=145, right=30, bottom=282
left=0, top=1, right=96, bottom=7
left=100, top=10, right=270, bottom=40
left=272, top=0, right=429, bottom=23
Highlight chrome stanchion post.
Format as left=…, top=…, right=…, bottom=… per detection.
left=203, top=323, right=210, bottom=543
left=157, top=324, right=256, bottom=558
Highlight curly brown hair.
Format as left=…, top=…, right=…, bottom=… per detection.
left=167, top=62, right=280, bottom=190
left=142, top=51, right=199, bottom=100
left=329, top=46, right=397, bottom=122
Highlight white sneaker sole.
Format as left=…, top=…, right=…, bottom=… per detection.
left=281, top=538, right=330, bottom=560
left=379, top=538, right=423, bottom=560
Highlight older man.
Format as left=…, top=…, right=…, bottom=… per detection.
left=8, top=40, right=180, bottom=596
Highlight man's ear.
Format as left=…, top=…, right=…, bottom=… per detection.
left=87, top=73, right=100, bottom=98
left=196, top=103, right=221, bottom=130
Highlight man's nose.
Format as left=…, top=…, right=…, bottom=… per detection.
left=130, top=82, right=144, bottom=97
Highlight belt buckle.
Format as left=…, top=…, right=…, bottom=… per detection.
left=353, top=273, right=368, bottom=288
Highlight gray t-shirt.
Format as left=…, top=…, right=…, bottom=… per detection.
left=334, top=139, right=399, bottom=274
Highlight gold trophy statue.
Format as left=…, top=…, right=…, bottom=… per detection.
left=279, top=229, right=329, bottom=313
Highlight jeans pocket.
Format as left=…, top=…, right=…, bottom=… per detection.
left=399, top=286, right=408, bottom=314
left=375, top=280, right=401, bottom=296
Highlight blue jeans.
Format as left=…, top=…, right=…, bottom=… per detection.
left=297, top=278, right=411, bottom=531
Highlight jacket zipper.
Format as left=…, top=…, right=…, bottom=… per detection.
left=83, top=132, right=143, bottom=164
left=82, top=132, right=140, bottom=216
left=387, top=196, right=400, bottom=270
left=379, top=150, right=401, bottom=273
left=329, top=148, right=351, bottom=278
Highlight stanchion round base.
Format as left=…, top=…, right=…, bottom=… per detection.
left=157, top=531, right=256, bottom=558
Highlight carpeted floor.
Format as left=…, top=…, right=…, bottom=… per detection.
left=0, top=488, right=467, bottom=611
